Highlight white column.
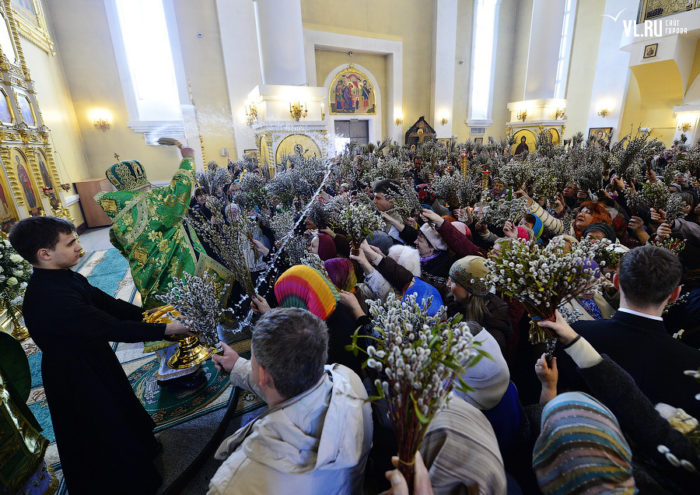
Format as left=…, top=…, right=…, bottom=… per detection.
left=253, top=0, right=307, bottom=86
left=216, top=0, right=263, bottom=158
left=523, top=0, right=566, bottom=99
left=586, top=0, right=638, bottom=139
left=432, top=0, right=458, bottom=138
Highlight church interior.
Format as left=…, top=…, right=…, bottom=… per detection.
left=2, top=1, right=700, bottom=494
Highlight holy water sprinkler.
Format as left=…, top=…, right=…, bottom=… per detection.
left=157, top=137, right=182, bottom=147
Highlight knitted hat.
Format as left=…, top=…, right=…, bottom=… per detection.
left=324, top=257, right=357, bottom=292
left=388, top=245, right=421, bottom=277
left=451, top=221, right=472, bottom=239
left=274, top=265, right=339, bottom=320
left=533, top=392, right=635, bottom=495
left=419, top=223, right=448, bottom=251
left=105, top=160, right=150, bottom=191
left=448, top=256, right=490, bottom=296
left=316, top=233, right=337, bottom=261
left=367, top=231, right=394, bottom=255
left=582, top=222, right=616, bottom=242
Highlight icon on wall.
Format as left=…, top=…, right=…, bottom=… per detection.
left=329, top=67, right=376, bottom=115
left=643, top=43, right=658, bottom=59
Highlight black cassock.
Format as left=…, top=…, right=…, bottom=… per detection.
left=23, top=267, right=167, bottom=495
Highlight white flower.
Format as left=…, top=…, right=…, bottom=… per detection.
left=13, top=270, right=23, bottom=277
left=7, top=277, right=18, bottom=286
left=9, top=254, right=22, bottom=263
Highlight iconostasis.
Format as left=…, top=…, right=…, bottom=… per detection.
left=0, top=0, right=70, bottom=233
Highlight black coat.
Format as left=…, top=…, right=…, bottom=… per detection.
left=564, top=311, right=700, bottom=418
left=23, top=268, right=167, bottom=495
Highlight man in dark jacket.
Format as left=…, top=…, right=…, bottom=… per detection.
left=9, top=217, right=190, bottom=495
left=559, top=245, right=700, bottom=417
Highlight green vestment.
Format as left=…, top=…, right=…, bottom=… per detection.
left=96, top=158, right=205, bottom=352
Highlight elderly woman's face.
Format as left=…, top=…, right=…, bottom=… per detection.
left=574, top=207, right=594, bottom=230
left=307, top=236, right=319, bottom=255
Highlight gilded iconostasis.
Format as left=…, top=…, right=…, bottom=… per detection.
left=0, top=0, right=69, bottom=232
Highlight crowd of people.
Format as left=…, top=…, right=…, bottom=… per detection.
left=7, top=131, right=700, bottom=494
left=185, top=132, right=700, bottom=494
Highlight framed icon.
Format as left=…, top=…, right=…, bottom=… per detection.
left=643, top=43, right=658, bottom=59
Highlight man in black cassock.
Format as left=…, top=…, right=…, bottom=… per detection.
left=9, top=216, right=190, bottom=495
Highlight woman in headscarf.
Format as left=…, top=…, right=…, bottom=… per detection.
left=414, top=223, right=452, bottom=289
left=307, top=232, right=337, bottom=261
left=446, top=256, right=513, bottom=355
left=532, top=392, right=636, bottom=495
left=324, top=257, right=357, bottom=292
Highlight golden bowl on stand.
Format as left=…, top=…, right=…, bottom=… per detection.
left=143, top=305, right=214, bottom=370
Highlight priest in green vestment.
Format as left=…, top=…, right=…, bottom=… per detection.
left=95, top=146, right=211, bottom=387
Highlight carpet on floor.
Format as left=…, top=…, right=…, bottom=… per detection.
left=17, top=248, right=265, bottom=494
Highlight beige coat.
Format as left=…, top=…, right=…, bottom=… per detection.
left=208, top=361, right=372, bottom=495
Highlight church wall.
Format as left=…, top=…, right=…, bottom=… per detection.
left=450, top=0, right=473, bottom=141
left=301, top=0, right=435, bottom=137
left=507, top=0, right=532, bottom=106
left=21, top=42, right=88, bottom=183
left=20, top=37, right=87, bottom=226
left=314, top=50, right=388, bottom=139
left=171, top=0, right=236, bottom=166
left=43, top=0, right=181, bottom=181
left=564, top=0, right=605, bottom=139
left=685, top=39, right=700, bottom=95
left=489, top=0, right=520, bottom=140
left=43, top=0, right=234, bottom=183
left=619, top=74, right=642, bottom=136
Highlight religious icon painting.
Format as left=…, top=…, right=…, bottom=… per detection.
left=0, top=89, right=13, bottom=124
left=643, top=43, right=658, bottom=59
left=511, top=129, right=537, bottom=155
left=36, top=150, right=53, bottom=189
left=0, top=166, right=18, bottom=232
left=588, top=127, right=613, bottom=143
left=17, top=93, right=35, bottom=126
left=12, top=150, right=41, bottom=215
left=194, top=254, right=234, bottom=307
left=329, top=67, right=376, bottom=115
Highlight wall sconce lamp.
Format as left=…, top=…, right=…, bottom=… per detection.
left=245, top=103, right=258, bottom=126
left=597, top=108, right=609, bottom=118
left=89, top=109, right=112, bottom=131
left=441, top=117, right=449, bottom=126
left=678, top=122, right=692, bottom=132
left=516, top=110, right=527, bottom=122
left=554, top=108, right=566, bottom=120
left=289, top=101, right=307, bottom=121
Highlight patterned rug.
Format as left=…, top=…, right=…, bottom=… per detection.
left=18, top=248, right=264, bottom=493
